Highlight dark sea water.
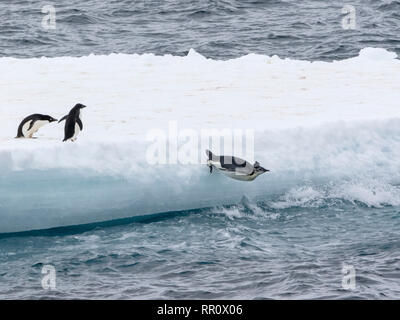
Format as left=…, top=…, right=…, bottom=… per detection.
left=1, top=0, right=400, bottom=61
left=1, top=199, right=400, bottom=299
left=1, top=0, right=400, bottom=299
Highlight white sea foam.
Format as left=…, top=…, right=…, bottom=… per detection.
left=1, top=48, right=400, bottom=232
left=270, top=180, right=400, bottom=209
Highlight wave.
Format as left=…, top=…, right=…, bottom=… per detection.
left=377, top=0, right=400, bottom=11
left=0, top=48, right=399, bottom=233
left=269, top=180, right=400, bottom=209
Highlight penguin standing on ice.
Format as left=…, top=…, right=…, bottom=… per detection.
left=16, top=114, right=58, bottom=138
left=59, top=103, right=86, bottom=142
left=206, top=149, right=269, bottom=181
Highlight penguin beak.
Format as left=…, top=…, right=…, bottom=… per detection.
left=262, top=167, right=270, bottom=173
left=51, top=119, right=58, bottom=122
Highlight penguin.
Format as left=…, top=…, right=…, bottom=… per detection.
left=16, top=114, right=58, bottom=138
left=59, top=103, right=86, bottom=142
left=206, top=149, right=269, bottom=181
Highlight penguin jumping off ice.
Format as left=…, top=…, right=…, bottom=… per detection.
left=59, top=103, right=86, bottom=142
left=16, top=114, right=58, bottom=138
left=206, top=149, right=269, bottom=181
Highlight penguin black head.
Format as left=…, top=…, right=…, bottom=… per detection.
left=75, top=103, right=86, bottom=109
left=71, top=103, right=86, bottom=112
left=69, top=103, right=87, bottom=116
left=42, top=115, right=58, bottom=122
left=254, top=161, right=269, bottom=173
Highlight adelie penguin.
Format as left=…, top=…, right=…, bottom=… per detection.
left=16, top=114, right=58, bottom=138
left=59, top=103, right=86, bottom=142
left=206, top=149, right=269, bottom=181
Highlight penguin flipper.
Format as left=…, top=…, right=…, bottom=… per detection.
left=205, top=149, right=214, bottom=160
left=210, top=166, right=213, bottom=174
left=58, top=115, right=68, bottom=123
left=27, top=119, right=36, bottom=131
left=77, top=117, right=83, bottom=131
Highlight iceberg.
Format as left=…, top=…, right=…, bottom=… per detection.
left=1, top=48, right=400, bottom=233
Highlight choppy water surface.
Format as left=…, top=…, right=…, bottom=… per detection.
left=0, top=190, right=399, bottom=299
left=0, top=0, right=400, bottom=60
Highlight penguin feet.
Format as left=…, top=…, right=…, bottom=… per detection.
left=207, top=160, right=213, bottom=174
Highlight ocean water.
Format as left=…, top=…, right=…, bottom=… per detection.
left=1, top=0, right=400, bottom=60
left=1, top=0, right=400, bottom=299
left=1, top=193, right=400, bottom=299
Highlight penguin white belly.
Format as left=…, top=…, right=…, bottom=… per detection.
left=208, top=160, right=257, bottom=181
left=21, top=121, right=32, bottom=137
left=72, top=123, right=80, bottom=140
left=220, top=169, right=256, bottom=181
left=22, top=120, right=48, bottom=138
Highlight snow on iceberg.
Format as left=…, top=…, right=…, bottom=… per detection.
left=1, top=48, right=400, bottom=233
